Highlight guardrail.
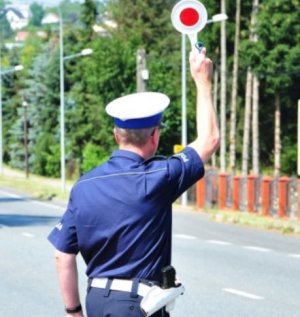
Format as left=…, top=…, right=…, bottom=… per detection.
left=193, top=169, right=300, bottom=220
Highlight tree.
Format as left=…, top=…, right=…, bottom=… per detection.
left=241, top=0, right=259, bottom=176
left=81, top=142, right=109, bottom=173
left=80, top=0, right=97, bottom=41
left=251, top=0, right=260, bottom=176
left=20, top=32, right=44, bottom=68
left=0, top=44, right=24, bottom=165
left=229, top=0, right=241, bottom=172
left=241, top=70, right=252, bottom=176
left=274, top=93, right=281, bottom=177
left=29, top=2, right=44, bottom=27
left=252, top=73, right=259, bottom=175
left=219, top=0, right=227, bottom=173
left=10, top=41, right=61, bottom=177
left=65, top=34, right=135, bottom=172
left=3, top=0, right=299, bottom=180
left=2, top=70, right=23, bottom=163
left=256, top=0, right=300, bottom=175
left=0, top=1, right=13, bottom=39
left=71, top=0, right=185, bottom=159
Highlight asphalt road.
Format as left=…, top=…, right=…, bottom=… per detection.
left=0, top=188, right=299, bottom=317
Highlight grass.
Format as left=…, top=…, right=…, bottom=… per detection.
left=208, top=208, right=300, bottom=237
left=1, top=165, right=299, bottom=237
left=0, top=166, right=71, bottom=202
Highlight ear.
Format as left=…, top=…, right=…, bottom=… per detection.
left=114, top=128, right=120, bottom=144
left=150, top=128, right=159, bottom=145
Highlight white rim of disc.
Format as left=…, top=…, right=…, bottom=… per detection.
left=171, top=0, right=208, bottom=35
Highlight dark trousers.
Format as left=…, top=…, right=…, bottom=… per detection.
left=86, top=282, right=170, bottom=317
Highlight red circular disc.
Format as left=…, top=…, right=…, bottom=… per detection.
left=179, top=7, right=200, bottom=26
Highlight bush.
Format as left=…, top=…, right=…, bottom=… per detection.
left=81, top=142, right=109, bottom=174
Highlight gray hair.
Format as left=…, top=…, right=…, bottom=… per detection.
left=115, top=127, right=154, bottom=146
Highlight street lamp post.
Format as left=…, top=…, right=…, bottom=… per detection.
left=180, top=13, right=228, bottom=206
left=43, top=9, right=93, bottom=191
left=0, top=62, right=23, bottom=174
left=58, top=12, right=92, bottom=191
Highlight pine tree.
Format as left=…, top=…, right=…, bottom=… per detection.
left=10, top=42, right=61, bottom=177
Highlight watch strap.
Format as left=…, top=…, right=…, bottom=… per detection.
left=65, top=304, right=82, bottom=314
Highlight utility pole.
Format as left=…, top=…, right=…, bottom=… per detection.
left=22, top=101, right=29, bottom=178
left=136, top=48, right=148, bottom=92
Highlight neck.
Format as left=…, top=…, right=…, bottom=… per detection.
left=119, top=144, right=155, bottom=160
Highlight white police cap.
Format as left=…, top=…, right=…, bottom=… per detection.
left=105, top=92, right=170, bottom=129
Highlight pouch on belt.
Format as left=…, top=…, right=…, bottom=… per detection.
left=140, top=265, right=185, bottom=316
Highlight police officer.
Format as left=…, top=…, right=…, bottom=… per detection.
left=48, top=48, right=219, bottom=317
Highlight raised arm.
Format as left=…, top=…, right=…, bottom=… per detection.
left=188, top=48, right=220, bottom=163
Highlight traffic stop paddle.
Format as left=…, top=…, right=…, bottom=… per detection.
left=171, top=0, right=208, bottom=52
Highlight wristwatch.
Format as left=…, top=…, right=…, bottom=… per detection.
left=65, top=304, right=82, bottom=314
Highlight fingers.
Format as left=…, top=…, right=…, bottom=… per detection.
left=189, top=47, right=213, bottom=84
left=189, top=47, right=207, bottom=64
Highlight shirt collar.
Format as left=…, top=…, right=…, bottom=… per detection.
left=111, top=149, right=145, bottom=163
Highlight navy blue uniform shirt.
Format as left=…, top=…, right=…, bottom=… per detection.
left=48, top=147, right=204, bottom=282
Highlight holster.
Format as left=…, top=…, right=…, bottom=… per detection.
left=140, top=284, right=185, bottom=316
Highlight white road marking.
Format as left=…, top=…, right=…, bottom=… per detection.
left=0, top=188, right=298, bottom=262
left=174, top=234, right=197, bottom=240
left=0, top=189, right=65, bottom=211
left=223, top=288, right=264, bottom=300
left=288, top=253, right=300, bottom=258
left=0, top=189, right=20, bottom=199
left=243, top=246, right=272, bottom=252
left=206, top=240, right=232, bottom=246
left=22, top=232, right=35, bottom=238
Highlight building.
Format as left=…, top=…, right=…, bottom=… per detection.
left=41, top=12, right=59, bottom=25
left=15, top=31, right=29, bottom=42
left=5, top=4, right=31, bottom=30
